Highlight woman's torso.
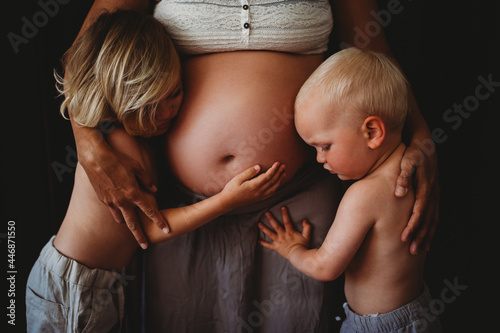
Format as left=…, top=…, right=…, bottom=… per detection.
left=166, top=51, right=323, bottom=195
left=157, top=0, right=333, bottom=195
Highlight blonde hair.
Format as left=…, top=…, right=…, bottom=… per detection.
left=56, top=10, right=181, bottom=137
left=296, top=47, right=408, bottom=130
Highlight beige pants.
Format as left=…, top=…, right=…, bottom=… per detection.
left=26, top=237, right=126, bottom=333
left=143, top=162, right=345, bottom=332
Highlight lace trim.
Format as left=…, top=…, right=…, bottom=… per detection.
left=154, top=0, right=333, bottom=54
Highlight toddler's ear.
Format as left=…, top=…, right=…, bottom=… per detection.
left=362, top=116, right=386, bottom=149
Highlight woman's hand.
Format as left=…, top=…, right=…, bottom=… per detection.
left=396, top=139, right=440, bottom=255
left=331, top=0, right=440, bottom=255
left=74, top=123, right=168, bottom=249
left=220, top=162, right=286, bottom=211
left=258, top=207, right=311, bottom=260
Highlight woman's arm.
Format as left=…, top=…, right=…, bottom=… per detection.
left=74, top=0, right=150, bottom=41
left=67, top=0, right=166, bottom=249
left=71, top=117, right=166, bottom=249
left=106, top=127, right=285, bottom=245
left=331, top=0, right=439, bottom=254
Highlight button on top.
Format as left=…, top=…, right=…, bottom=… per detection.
left=243, top=5, right=249, bottom=10
left=243, top=22, right=250, bottom=29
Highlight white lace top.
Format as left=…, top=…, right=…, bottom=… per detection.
left=154, top=0, right=333, bottom=55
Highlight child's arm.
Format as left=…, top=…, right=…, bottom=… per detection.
left=143, top=163, right=286, bottom=243
left=106, top=127, right=285, bottom=246
left=258, top=183, right=375, bottom=281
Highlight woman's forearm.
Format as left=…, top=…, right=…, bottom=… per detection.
left=68, top=0, right=154, bottom=167
left=331, top=0, right=433, bottom=146
left=70, top=115, right=109, bottom=164
left=406, top=91, right=433, bottom=144
left=74, top=0, right=150, bottom=42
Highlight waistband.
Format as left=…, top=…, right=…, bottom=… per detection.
left=171, top=161, right=332, bottom=215
left=343, top=283, right=433, bottom=332
left=37, top=236, right=123, bottom=290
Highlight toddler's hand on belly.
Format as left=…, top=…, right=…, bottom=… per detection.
left=219, top=162, right=286, bottom=210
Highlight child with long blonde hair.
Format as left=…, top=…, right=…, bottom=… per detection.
left=27, top=10, right=285, bottom=332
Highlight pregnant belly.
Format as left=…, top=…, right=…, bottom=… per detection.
left=166, top=51, right=323, bottom=195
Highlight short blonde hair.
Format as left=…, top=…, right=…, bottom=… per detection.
left=56, top=10, right=181, bottom=137
left=296, top=47, right=408, bottom=130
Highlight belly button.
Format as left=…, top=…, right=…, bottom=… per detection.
left=222, top=155, right=235, bottom=163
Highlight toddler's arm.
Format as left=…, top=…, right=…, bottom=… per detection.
left=143, top=163, right=286, bottom=243
left=258, top=183, right=375, bottom=281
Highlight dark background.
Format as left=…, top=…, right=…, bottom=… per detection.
left=3, top=0, right=499, bottom=332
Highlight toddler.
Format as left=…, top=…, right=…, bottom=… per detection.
left=258, top=47, right=441, bottom=333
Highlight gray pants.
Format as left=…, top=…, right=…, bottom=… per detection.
left=26, top=237, right=126, bottom=333
left=144, top=162, right=344, bottom=332
left=341, top=284, right=442, bottom=333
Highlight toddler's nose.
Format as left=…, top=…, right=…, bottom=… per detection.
left=316, top=152, right=326, bottom=164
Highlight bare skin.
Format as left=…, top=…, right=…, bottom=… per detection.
left=166, top=51, right=321, bottom=196
left=259, top=129, right=424, bottom=314
left=69, top=0, right=439, bottom=253
left=260, top=155, right=424, bottom=315
left=330, top=0, right=440, bottom=254
left=54, top=128, right=285, bottom=270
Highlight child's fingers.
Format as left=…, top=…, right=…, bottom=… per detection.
left=259, top=164, right=286, bottom=193
left=265, top=163, right=285, bottom=186
left=271, top=164, right=286, bottom=185
left=252, top=162, right=280, bottom=185
left=258, top=222, right=278, bottom=241
left=265, top=212, right=284, bottom=233
left=262, top=171, right=286, bottom=197
left=234, top=165, right=261, bottom=184
left=301, top=219, right=312, bottom=241
left=280, top=206, right=294, bottom=231
left=265, top=161, right=281, bottom=176
left=258, top=240, right=275, bottom=250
